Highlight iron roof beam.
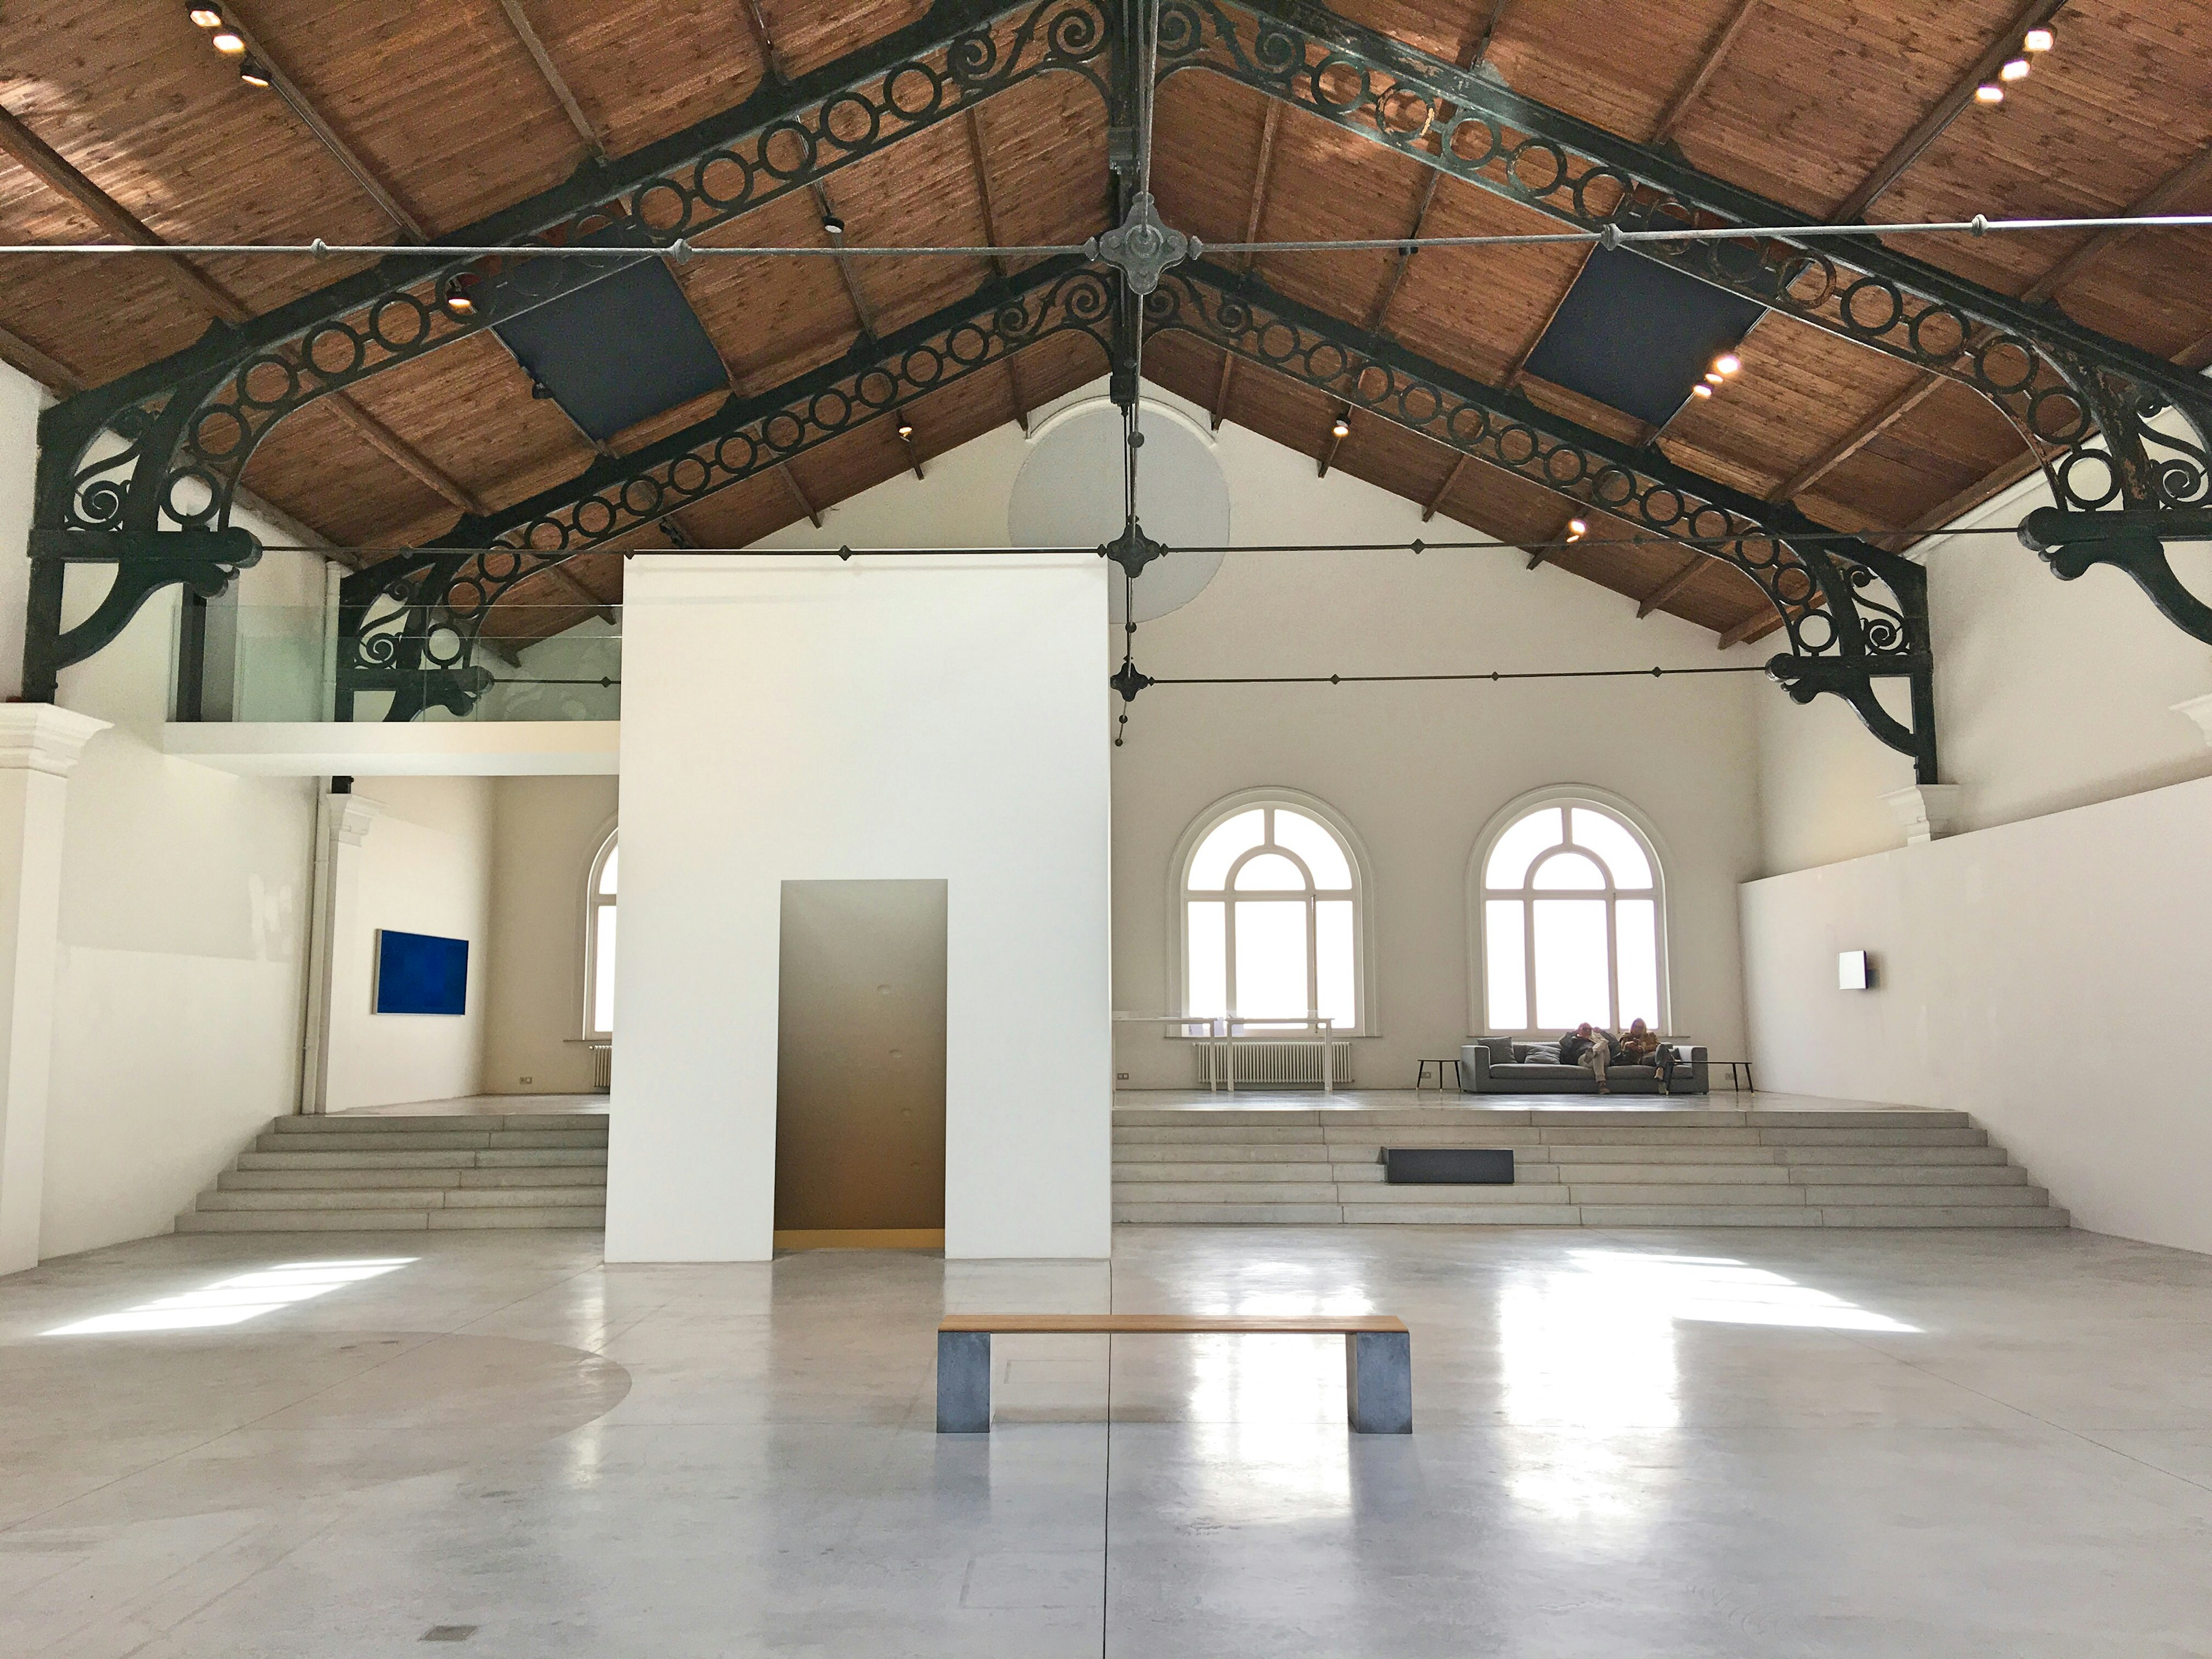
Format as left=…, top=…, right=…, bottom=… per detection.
left=1153, top=259, right=1937, bottom=778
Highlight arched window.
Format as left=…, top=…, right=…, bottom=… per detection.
left=584, top=830, right=617, bottom=1038
left=1175, top=793, right=1370, bottom=1033
left=1472, top=794, right=1666, bottom=1036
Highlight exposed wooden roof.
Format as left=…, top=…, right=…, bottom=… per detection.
left=4, top=0, right=2210, bottom=648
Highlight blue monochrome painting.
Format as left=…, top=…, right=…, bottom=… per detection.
left=374, top=929, right=470, bottom=1016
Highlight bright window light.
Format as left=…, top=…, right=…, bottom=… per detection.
left=45, top=1258, right=414, bottom=1336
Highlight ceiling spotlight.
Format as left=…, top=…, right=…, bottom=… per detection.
left=211, top=28, right=245, bottom=52
left=1705, top=371, right=1726, bottom=385
left=188, top=4, right=224, bottom=25
left=1567, top=518, right=1588, bottom=540
left=441, top=278, right=476, bottom=316
left=1975, top=82, right=2003, bottom=104
left=1331, top=416, right=1350, bottom=439
left=2000, top=56, right=2031, bottom=81
left=238, top=56, right=271, bottom=87
left=1715, top=353, right=1741, bottom=375
left=896, top=419, right=914, bottom=440
left=2024, top=26, right=2054, bottom=51
left=529, top=378, right=554, bottom=400
left=1691, top=382, right=1714, bottom=399
left=821, top=214, right=846, bottom=238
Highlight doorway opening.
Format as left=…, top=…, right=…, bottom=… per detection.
left=774, top=880, right=948, bottom=1251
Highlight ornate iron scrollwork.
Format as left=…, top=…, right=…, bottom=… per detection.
left=1152, top=264, right=1937, bottom=779
left=1162, top=0, right=2212, bottom=643
left=24, top=0, right=1112, bottom=699
left=338, top=257, right=1115, bottom=718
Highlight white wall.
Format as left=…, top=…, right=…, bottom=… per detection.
left=0, top=362, right=37, bottom=700
left=608, top=552, right=1112, bottom=1262
left=1742, top=772, right=2212, bottom=1253
left=1757, top=465, right=2212, bottom=874
left=483, top=774, right=618, bottom=1094
left=752, top=378, right=1771, bottom=1088
left=36, top=497, right=329, bottom=1259
left=325, top=775, right=494, bottom=1111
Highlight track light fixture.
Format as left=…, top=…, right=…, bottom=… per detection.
left=441, top=276, right=476, bottom=316
left=1705, top=371, right=1725, bottom=385
left=188, top=4, right=224, bottom=25
left=210, top=28, right=245, bottom=52
left=821, top=214, right=846, bottom=238
left=1331, top=416, right=1350, bottom=439
left=1975, top=82, right=2004, bottom=105
left=2024, top=26, right=2054, bottom=51
left=1566, top=518, right=1588, bottom=541
left=2000, top=56, right=2031, bottom=81
left=1691, top=382, right=1713, bottom=399
left=1714, top=353, right=1741, bottom=376
left=896, top=418, right=914, bottom=440
left=238, top=56, right=271, bottom=87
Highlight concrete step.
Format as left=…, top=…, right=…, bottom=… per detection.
left=1817, top=1206, right=2070, bottom=1227
left=196, top=1186, right=605, bottom=1212
left=222, top=1165, right=609, bottom=1191
left=1111, top=1182, right=1340, bottom=1205
left=177, top=1206, right=603, bottom=1232
left=1335, top=1205, right=1587, bottom=1224
left=270, top=1113, right=606, bottom=1134
left=1797, top=1184, right=2050, bottom=1207
left=252, top=1130, right=606, bottom=1154
left=1111, top=1203, right=1345, bottom=1224
left=1112, top=1127, right=1332, bottom=1146
left=1112, top=1142, right=1336, bottom=1163
left=236, top=1146, right=607, bottom=1171
left=1565, top=1184, right=1813, bottom=1206
left=1788, top=1164, right=2027, bottom=1185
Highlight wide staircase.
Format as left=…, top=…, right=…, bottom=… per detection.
left=177, top=1113, right=608, bottom=1233
left=1112, top=1104, right=2069, bottom=1228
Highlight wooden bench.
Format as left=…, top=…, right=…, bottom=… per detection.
left=935, top=1313, right=1412, bottom=1435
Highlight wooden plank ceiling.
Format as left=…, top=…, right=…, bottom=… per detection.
left=3, top=0, right=2210, bottom=648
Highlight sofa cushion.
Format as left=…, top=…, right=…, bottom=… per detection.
left=1474, top=1037, right=1515, bottom=1066
left=1520, top=1043, right=1562, bottom=1064
left=1490, top=1063, right=1585, bottom=1080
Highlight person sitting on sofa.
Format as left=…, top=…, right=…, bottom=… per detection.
left=1558, top=1022, right=1616, bottom=1093
left=1616, top=1018, right=1673, bottom=1093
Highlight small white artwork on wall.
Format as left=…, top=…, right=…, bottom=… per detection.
left=1838, top=950, right=1873, bottom=991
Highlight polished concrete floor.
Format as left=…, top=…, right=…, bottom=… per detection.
left=5, top=1225, right=2210, bottom=1657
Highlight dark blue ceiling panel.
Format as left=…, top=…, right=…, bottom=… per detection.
left=1520, top=248, right=1767, bottom=427
left=494, top=237, right=728, bottom=444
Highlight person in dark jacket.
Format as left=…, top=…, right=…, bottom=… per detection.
left=1559, top=1022, right=1616, bottom=1093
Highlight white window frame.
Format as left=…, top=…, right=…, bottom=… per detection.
left=1166, top=787, right=1378, bottom=1036
left=582, top=824, right=618, bottom=1039
left=1464, top=786, right=1671, bottom=1037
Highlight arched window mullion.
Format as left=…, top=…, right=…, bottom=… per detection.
left=1176, top=791, right=1369, bottom=1038
left=1473, top=793, right=1667, bottom=1039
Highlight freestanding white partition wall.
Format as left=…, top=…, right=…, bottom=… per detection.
left=606, top=553, right=1113, bottom=1261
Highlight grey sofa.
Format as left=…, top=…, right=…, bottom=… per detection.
left=1459, top=1038, right=1708, bottom=1095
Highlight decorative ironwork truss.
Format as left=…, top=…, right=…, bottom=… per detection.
left=336, top=256, right=1112, bottom=719
left=1167, top=0, right=2212, bottom=641
left=1153, top=264, right=1936, bottom=779
left=22, top=0, right=1115, bottom=699
left=335, top=244, right=1936, bottom=782
left=15, top=0, right=2203, bottom=755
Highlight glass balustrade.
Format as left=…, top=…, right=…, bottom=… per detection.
left=172, top=596, right=620, bottom=723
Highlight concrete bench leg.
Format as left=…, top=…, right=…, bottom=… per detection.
left=1345, top=1331, right=1412, bottom=1434
left=937, top=1331, right=991, bottom=1434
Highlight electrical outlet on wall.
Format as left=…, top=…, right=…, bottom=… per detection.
left=1116, top=1072, right=1130, bottom=1081
left=520, top=1076, right=533, bottom=1086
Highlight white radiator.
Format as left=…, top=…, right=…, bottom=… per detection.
left=1197, top=1040, right=1353, bottom=1087
left=590, top=1043, right=612, bottom=1093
